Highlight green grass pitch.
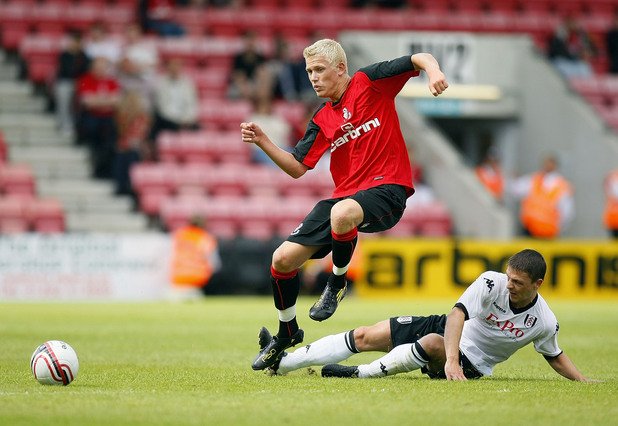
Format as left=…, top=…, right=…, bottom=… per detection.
left=1, top=297, right=616, bottom=425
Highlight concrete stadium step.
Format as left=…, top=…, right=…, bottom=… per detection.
left=0, top=113, right=55, bottom=130
left=60, top=195, right=135, bottom=215
left=38, top=179, right=115, bottom=200
left=31, top=161, right=90, bottom=180
left=8, top=145, right=88, bottom=164
left=0, top=96, right=45, bottom=114
left=1, top=127, right=73, bottom=146
left=67, top=212, right=150, bottom=233
left=0, top=81, right=33, bottom=97
left=0, top=62, right=18, bottom=81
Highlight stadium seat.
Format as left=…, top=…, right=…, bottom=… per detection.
left=28, top=198, right=65, bottom=233
left=198, top=99, right=253, bottom=130
left=0, top=164, right=36, bottom=197
left=0, top=196, right=30, bottom=233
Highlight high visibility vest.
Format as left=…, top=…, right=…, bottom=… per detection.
left=475, top=165, right=504, bottom=200
left=604, top=171, right=618, bottom=230
left=520, top=173, right=572, bottom=238
left=170, top=226, right=218, bottom=287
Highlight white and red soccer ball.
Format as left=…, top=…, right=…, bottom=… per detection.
left=30, top=340, right=79, bottom=386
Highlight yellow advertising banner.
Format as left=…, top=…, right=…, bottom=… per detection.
left=356, top=239, right=618, bottom=299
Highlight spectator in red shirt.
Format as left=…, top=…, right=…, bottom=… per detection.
left=77, top=57, right=121, bottom=179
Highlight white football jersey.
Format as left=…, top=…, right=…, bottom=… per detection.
left=457, top=271, right=562, bottom=376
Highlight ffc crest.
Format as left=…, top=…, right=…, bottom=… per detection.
left=524, top=314, right=538, bottom=328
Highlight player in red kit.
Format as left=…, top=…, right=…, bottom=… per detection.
left=241, top=39, right=448, bottom=371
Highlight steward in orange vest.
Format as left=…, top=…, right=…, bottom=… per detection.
left=604, top=170, right=618, bottom=238
left=513, top=156, right=574, bottom=239
left=170, top=217, right=221, bottom=288
left=520, top=173, right=572, bottom=238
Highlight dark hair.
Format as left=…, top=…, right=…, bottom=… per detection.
left=507, top=249, right=546, bottom=282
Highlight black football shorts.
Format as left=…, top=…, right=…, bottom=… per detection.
left=286, top=184, right=408, bottom=259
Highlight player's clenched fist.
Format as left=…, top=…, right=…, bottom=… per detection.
left=240, top=122, right=264, bottom=144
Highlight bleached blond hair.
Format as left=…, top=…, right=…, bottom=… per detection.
left=303, top=39, right=347, bottom=70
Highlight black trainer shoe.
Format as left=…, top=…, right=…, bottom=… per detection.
left=321, top=364, right=359, bottom=378
left=252, top=328, right=304, bottom=371
left=309, top=282, right=347, bottom=321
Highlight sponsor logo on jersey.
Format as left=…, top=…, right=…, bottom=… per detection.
left=396, top=316, right=413, bottom=324
left=331, top=118, right=380, bottom=153
left=524, top=314, right=538, bottom=328
left=485, top=313, right=525, bottom=338
left=343, top=107, right=352, bottom=120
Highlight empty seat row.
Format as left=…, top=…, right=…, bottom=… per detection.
left=0, top=196, right=65, bottom=234
left=157, top=193, right=451, bottom=240
left=130, top=162, right=334, bottom=215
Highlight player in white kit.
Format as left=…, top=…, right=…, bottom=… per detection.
left=258, top=249, right=591, bottom=381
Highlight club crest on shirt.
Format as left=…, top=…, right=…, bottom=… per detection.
left=343, top=107, right=352, bottom=121
left=524, top=314, right=538, bottom=328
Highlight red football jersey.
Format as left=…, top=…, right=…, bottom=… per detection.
left=293, top=56, right=419, bottom=198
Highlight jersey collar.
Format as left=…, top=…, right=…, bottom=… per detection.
left=509, top=294, right=538, bottom=314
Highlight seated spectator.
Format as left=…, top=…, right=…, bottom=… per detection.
left=84, top=21, right=122, bottom=66
left=270, top=35, right=314, bottom=103
left=114, top=90, right=152, bottom=196
left=76, top=57, right=121, bottom=179
left=604, top=169, right=618, bottom=238
left=150, top=58, right=199, bottom=144
left=228, top=31, right=273, bottom=102
left=54, top=29, right=90, bottom=136
left=547, top=16, right=596, bottom=78
left=138, top=0, right=185, bottom=37
left=118, top=23, right=159, bottom=112
left=248, top=96, right=291, bottom=166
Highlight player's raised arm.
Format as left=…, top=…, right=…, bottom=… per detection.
left=240, top=122, right=309, bottom=178
left=443, top=306, right=467, bottom=381
left=545, top=352, right=595, bottom=382
left=411, top=53, right=449, bottom=97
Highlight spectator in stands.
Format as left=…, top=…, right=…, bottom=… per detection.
left=606, top=13, right=618, bottom=74
left=509, top=154, right=574, bottom=239
left=270, top=35, right=314, bottom=103
left=248, top=97, right=291, bottom=166
left=228, top=31, right=273, bottom=103
left=54, top=29, right=90, bottom=137
left=118, top=23, right=159, bottom=112
left=547, top=16, right=596, bottom=79
left=150, top=58, right=199, bottom=144
left=475, top=148, right=504, bottom=202
left=84, top=21, right=122, bottom=66
left=77, top=57, right=121, bottom=179
left=138, top=0, right=186, bottom=37
left=114, top=90, right=152, bottom=196
left=604, top=169, right=618, bottom=239
left=169, top=215, right=221, bottom=298
left=242, top=39, right=448, bottom=371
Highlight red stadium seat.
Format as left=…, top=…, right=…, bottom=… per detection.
left=198, top=99, right=253, bottom=130
left=0, top=164, right=36, bottom=197
left=28, top=198, right=65, bottom=233
left=0, top=196, right=30, bottom=233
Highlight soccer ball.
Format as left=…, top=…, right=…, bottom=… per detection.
left=30, top=340, right=79, bottom=386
